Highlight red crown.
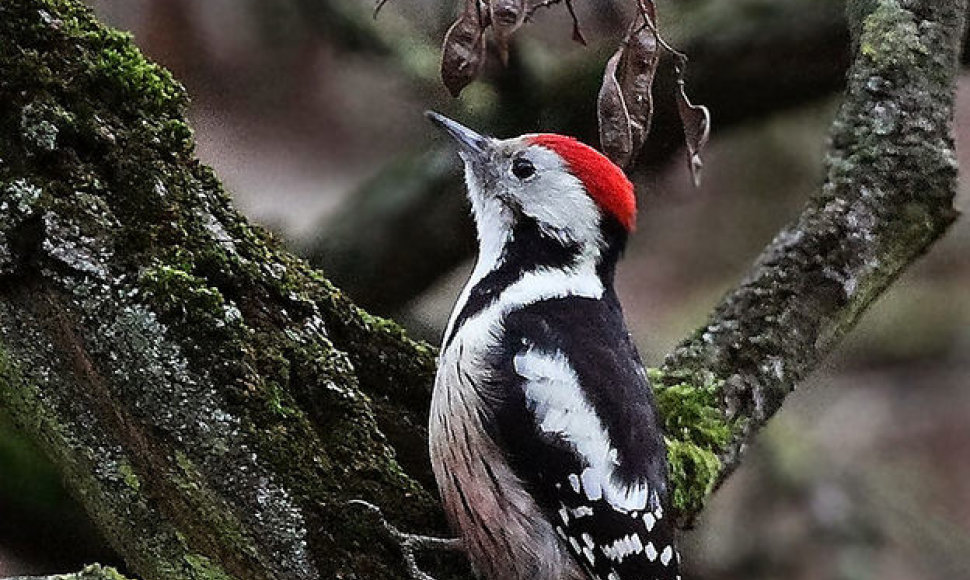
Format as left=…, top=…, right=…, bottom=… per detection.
left=528, top=134, right=636, bottom=231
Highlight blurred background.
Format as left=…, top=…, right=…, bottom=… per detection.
left=1, top=1, right=968, bottom=578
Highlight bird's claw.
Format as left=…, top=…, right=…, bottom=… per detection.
left=349, top=500, right=462, bottom=580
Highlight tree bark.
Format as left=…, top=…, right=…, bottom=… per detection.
left=0, top=2, right=446, bottom=579
left=0, top=1, right=963, bottom=580
left=2, top=564, right=133, bottom=580
left=654, top=0, right=965, bottom=522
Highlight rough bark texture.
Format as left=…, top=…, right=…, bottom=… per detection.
left=0, top=1, right=448, bottom=579
left=654, top=0, right=965, bottom=523
left=0, top=0, right=963, bottom=579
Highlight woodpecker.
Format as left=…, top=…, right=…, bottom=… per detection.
left=426, top=112, right=679, bottom=580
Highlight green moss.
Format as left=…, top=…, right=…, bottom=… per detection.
left=181, top=552, right=235, bottom=580
left=163, top=118, right=195, bottom=156
left=649, top=368, right=736, bottom=516
left=858, top=0, right=926, bottom=68
left=72, top=563, right=134, bottom=580
left=93, top=31, right=182, bottom=110
left=170, top=451, right=260, bottom=569
left=118, top=459, right=141, bottom=492
left=139, top=264, right=244, bottom=352
left=141, top=265, right=227, bottom=316
left=664, top=438, right=723, bottom=516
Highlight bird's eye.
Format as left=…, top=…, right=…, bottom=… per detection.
left=511, top=157, right=536, bottom=180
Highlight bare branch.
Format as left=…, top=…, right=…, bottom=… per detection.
left=655, top=0, right=965, bottom=524
left=564, top=0, right=586, bottom=45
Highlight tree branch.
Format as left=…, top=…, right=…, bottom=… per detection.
left=654, top=0, right=965, bottom=524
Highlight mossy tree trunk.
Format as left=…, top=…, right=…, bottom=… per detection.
left=0, top=1, right=447, bottom=579
left=0, top=1, right=964, bottom=580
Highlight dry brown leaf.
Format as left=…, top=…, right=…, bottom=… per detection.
left=638, top=0, right=711, bottom=185
left=597, top=14, right=660, bottom=169
left=598, top=0, right=712, bottom=181
left=441, top=0, right=489, bottom=98
left=490, top=0, right=526, bottom=65
left=617, top=15, right=660, bottom=167
left=597, top=50, right=634, bottom=167
left=676, top=83, right=711, bottom=187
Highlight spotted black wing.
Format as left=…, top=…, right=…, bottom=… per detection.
left=493, top=296, right=680, bottom=580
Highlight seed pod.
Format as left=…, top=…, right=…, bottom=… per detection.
left=598, top=14, right=660, bottom=169
left=441, top=0, right=489, bottom=97
left=598, top=51, right=634, bottom=167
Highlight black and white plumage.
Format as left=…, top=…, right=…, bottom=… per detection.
left=427, top=113, right=679, bottom=580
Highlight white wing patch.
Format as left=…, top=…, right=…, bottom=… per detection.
left=514, top=348, right=653, bottom=513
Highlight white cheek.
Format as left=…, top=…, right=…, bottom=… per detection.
left=511, top=146, right=605, bottom=249
left=519, top=173, right=603, bottom=249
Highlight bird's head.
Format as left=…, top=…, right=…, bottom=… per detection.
left=427, top=112, right=635, bottom=269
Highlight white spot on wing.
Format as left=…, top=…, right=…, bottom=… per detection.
left=601, top=534, right=644, bottom=564
left=660, top=545, right=674, bottom=566
left=645, top=542, right=658, bottom=561
left=643, top=512, right=656, bottom=531
left=568, top=473, right=581, bottom=493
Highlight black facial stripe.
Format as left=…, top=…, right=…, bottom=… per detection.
left=445, top=215, right=580, bottom=348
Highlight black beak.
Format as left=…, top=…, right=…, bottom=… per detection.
left=425, top=111, right=490, bottom=158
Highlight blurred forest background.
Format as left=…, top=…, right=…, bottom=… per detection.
left=0, top=1, right=968, bottom=579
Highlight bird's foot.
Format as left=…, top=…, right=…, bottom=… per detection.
left=349, top=500, right=462, bottom=580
